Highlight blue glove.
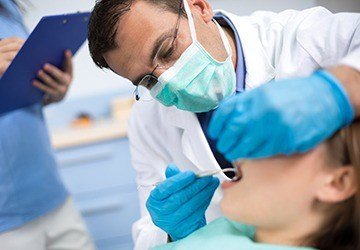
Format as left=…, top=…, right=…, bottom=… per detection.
left=209, top=70, right=354, bottom=161
left=146, top=164, right=219, bottom=241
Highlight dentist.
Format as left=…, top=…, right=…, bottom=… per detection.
left=87, top=0, right=360, bottom=249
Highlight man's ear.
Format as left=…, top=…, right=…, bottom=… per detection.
left=316, top=166, right=357, bottom=203
left=189, top=0, right=214, bottom=23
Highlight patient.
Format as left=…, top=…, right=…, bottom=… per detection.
left=155, top=119, right=360, bottom=250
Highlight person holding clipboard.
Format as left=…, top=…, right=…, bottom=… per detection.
left=0, top=1, right=94, bottom=249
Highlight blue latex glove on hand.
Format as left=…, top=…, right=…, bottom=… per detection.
left=209, top=70, right=354, bottom=161
left=146, top=164, right=219, bottom=241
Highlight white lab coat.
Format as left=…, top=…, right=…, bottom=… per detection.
left=129, top=7, right=360, bottom=250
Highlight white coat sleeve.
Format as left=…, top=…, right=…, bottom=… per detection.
left=295, top=7, right=360, bottom=71
left=128, top=103, right=170, bottom=250
left=340, top=50, right=360, bottom=72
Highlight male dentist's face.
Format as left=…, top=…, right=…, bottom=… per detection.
left=103, top=0, right=228, bottom=87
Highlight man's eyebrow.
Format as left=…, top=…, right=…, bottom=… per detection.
left=150, top=29, right=174, bottom=64
left=133, top=29, right=174, bottom=86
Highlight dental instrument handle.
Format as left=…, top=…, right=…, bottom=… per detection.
left=138, top=168, right=237, bottom=189
left=195, top=168, right=236, bottom=178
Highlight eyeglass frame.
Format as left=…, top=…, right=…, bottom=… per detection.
left=134, top=0, right=184, bottom=101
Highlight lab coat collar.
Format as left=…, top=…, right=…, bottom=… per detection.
left=215, top=10, right=276, bottom=88
left=163, top=11, right=276, bottom=180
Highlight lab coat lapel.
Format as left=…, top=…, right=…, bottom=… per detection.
left=162, top=12, right=275, bottom=179
left=216, top=10, right=276, bottom=87
left=165, top=107, right=222, bottom=175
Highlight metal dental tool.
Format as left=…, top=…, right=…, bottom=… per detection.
left=137, top=167, right=238, bottom=190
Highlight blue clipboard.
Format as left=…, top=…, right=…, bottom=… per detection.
left=0, top=12, right=90, bottom=115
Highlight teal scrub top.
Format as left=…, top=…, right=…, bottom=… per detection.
left=153, top=218, right=318, bottom=250
left=0, top=0, right=68, bottom=233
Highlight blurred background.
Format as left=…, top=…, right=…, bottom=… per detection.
left=23, top=0, right=360, bottom=103
left=18, top=1, right=360, bottom=250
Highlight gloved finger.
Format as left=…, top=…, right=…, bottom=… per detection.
left=245, top=140, right=275, bottom=159
left=146, top=195, right=164, bottom=217
left=246, top=126, right=288, bottom=159
left=151, top=171, right=196, bottom=200
left=225, top=134, right=263, bottom=161
left=216, top=114, right=247, bottom=154
left=224, top=121, right=264, bottom=161
left=170, top=207, right=208, bottom=240
left=146, top=176, right=216, bottom=215
left=170, top=178, right=219, bottom=231
left=161, top=176, right=214, bottom=213
left=165, top=164, right=180, bottom=178
left=208, top=95, right=239, bottom=139
left=174, top=201, right=209, bottom=237
left=192, top=178, right=219, bottom=211
left=172, top=178, right=219, bottom=221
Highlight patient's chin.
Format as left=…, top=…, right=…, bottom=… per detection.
left=220, top=197, right=239, bottom=221
left=220, top=195, right=260, bottom=226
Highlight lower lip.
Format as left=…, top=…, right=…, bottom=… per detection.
left=221, top=181, right=237, bottom=190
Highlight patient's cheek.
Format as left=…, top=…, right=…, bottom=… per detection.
left=219, top=187, right=243, bottom=221
left=219, top=197, right=236, bottom=220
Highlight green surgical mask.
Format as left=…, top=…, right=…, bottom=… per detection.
left=150, top=0, right=236, bottom=113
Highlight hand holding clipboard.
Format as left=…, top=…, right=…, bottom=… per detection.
left=0, top=12, right=90, bottom=115
left=0, top=39, right=75, bottom=106
left=0, top=37, right=25, bottom=75
left=33, top=49, right=73, bottom=105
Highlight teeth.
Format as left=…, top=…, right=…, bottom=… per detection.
left=230, top=172, right=242, bottom=182
left=231, top=175, right=242, bottom=182
left=232, top=161, right=243, bottom=182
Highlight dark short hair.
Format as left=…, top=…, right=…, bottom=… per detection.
left=88, top=0, right=184, bottom=69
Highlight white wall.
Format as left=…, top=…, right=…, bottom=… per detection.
left=23, top=0, right=359, bottom=101
left=208, top=0, right=315, bottom=15
left=315, top=0, right=360, bottom=12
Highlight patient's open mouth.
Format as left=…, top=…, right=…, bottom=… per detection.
left=231, top=162, right=243, bottom=182
left=222, top=165, right=242, bottom=189
left=221, top=162, right=243, bottom=190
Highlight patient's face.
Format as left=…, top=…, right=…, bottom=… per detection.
left=220, top=145, right=328, bottom=231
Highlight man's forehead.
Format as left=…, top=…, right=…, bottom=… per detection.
left=105, top=2, right=159, bottom=78
left=106, top=1, right=179, bottom=80
left=115, top=2, right=156, bottom=47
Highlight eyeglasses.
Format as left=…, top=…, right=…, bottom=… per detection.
left=134, top=1, right=184, bottom=101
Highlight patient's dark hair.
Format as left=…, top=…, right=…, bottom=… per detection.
left=88, top=0, right=184, bottom=69
left=306, top=119, right=360, bottom=250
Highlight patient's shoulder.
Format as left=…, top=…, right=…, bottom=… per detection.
left=153, top=218, right=255, bottom=250
left=204, top=217, right=256, bottom=238
left=201, top=217, right=236, bottom=234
